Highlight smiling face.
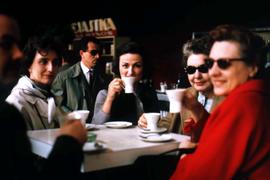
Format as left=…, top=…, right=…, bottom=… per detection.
left=119, top=53, right=144, bottom=82
left=187, top=54, right=212, bottom=93
left=28, top=50, right=60, bottom=85
left=209, top=41, right=257, bottom=96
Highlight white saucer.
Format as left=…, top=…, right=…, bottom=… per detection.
left=140, top=134, right=173, bottom=142
left=140, top=127, right=167, bottom=134
left=83, top=142, right=107, bottom=152
left=104, top=121, right=133, bottom=128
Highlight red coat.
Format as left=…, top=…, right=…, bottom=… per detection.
left=171, top=80, right=270, bottom=180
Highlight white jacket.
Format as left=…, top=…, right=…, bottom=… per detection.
left=6, top=76, right=58, bottom=130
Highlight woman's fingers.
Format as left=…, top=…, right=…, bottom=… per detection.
left=138, top=115, right=147, bottom=128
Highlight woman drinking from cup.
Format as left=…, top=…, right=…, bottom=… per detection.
left=171, top=25, right=270, bottom=179
left=138, top=36, right=223, bottom=142
left=92, top=42, right=159, bottom=124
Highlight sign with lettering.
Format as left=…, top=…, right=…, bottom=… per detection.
left=71, top=18, right=117, bottom=39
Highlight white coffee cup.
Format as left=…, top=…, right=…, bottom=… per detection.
left=166, top=88, right=186, bottom=113
left=122, top=76, right=136, bottom=93
left=144, top=112, right=160, bottom=131
left=65, top=110, right=90, bottom=125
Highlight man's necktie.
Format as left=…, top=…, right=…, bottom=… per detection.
left=89, top=69, right=94, bottom=87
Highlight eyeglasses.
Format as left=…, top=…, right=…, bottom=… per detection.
left=185, top=64, right=208, bottom=74
left=205, top=58, right=244, bottom=70
left=87, top=49, right=100, bottom=56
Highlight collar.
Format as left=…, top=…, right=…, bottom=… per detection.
left=80, top=61, right=92, bottom=74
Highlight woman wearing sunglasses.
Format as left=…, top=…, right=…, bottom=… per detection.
left=177, top=37, right=224, bottom=141
left=138, top=36, right=223, bottom=142
left=171, top=25, right=270, bottom=179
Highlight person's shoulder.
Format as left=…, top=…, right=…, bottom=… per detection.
left=97, top=89, right=108, bottom=96
left=55, top=62, right=81, bottom=80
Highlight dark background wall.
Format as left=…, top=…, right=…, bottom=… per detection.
left=1, top=0, right=270, bottom=88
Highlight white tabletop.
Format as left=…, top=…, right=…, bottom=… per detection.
left=28, top=125, right=189, bottom=172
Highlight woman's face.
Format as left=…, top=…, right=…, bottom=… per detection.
left=209, top=41, right=257, bottom=96
left=187, top=54, right=212, bottom=93
left=119, top=53, right=144, bottom=82
left=28, top=50, right=60, bottom=85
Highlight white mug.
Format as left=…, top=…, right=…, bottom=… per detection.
left=144, top=112, right=160, bottom=131
left=166, top=89, right=186, bottom=113
left=122, top=76, right=136, bottom=93
left=65, top=110, right=90, bottom=125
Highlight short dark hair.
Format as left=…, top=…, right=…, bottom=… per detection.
left=209, top=24, right=267, bottom=78
left=113, top=41, right=151, bottom=79
left=20, top=35, right=63, bottom=76
left=79, top=36, right=100, bottom=51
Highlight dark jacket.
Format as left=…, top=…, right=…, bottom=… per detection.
left=0, top=102, right=83, bottom=179
left=51, top=62, right=111, bottom=122
left=109, top=83, right=160, bottom=124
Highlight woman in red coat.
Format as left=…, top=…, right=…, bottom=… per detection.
left=171, top=25, right=270, bottom=179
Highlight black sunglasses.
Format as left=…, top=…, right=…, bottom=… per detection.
left=87, top=49, right=100, bottom=56
left=185, top=64, right=208, bottom=74
left=205, top=58, right=244, bottom=70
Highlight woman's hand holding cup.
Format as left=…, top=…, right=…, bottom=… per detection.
left=138, top=114, right=148, bottom=128
left=107, top=78, right=124, bottom=100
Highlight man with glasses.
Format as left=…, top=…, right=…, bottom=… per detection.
left=52, top=36, right=111, bottom=122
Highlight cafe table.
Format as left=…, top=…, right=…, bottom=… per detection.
left=27, top=125, right=190, bottom=172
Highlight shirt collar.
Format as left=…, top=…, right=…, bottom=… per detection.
left=197, top=92, right=206, bottom=106
left=80, top=61, right=91, bottom=74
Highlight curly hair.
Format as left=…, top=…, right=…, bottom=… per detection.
left=20, top=35, right=63, bottom=76
left=182, top=35, right=213, bottom=66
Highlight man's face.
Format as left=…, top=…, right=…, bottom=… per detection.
left=80, top=42, right=101, bottom=69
